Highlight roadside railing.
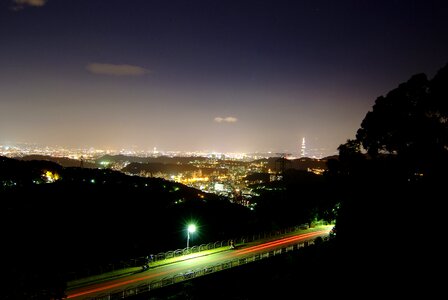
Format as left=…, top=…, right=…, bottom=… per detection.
left=90, top=234, right=330, bottom=300
left=66, top=221, right=331, bottom=282
left=150, top=223, right=308, bottom=263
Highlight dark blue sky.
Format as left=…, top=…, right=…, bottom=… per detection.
left=1, top=0, right=447, bottom=156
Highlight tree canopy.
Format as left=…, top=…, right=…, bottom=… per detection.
left=344, top=63, right=448, bottom=179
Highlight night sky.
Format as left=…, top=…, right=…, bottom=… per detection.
left=1, top=0, right=447, bottom=156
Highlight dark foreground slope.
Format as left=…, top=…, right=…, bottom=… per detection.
left=0, top=156, right=255, bottom=299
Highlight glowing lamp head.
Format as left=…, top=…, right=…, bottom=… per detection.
left=187, top=224, right=196, bottom=233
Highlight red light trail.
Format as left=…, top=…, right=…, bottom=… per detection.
left=66, top=268, right=178, bottom=299
left=66, top=229, right=329, bottom=299
left=236, top=230, right=327, bottom=255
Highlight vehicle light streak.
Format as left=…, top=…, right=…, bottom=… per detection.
left=66, top=268, right=181, bottom=299
left=67, top=229, right=329, bottom=299
left=236, top=230, right=327, bottom=255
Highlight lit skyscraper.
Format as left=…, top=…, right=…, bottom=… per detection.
left=300, top=137, right=306, bottom=157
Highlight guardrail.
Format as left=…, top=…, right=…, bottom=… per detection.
left=150, top=224, right=309, bottom=263
left=90, top=234, right=329, bottom=300
left=66, top=221, right=331, bottom=281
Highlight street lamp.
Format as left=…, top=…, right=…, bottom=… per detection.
left=186, top=224, right=196, bottom=249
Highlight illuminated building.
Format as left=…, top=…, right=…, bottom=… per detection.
left=300, top=137, right=306, bottom=157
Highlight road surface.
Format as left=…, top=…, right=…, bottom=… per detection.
left=66, top=228, right=331, bottom=299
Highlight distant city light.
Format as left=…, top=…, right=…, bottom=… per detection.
left=2, top=142, right=330, bottom=208
left=42, top=170, right=60, bottom=183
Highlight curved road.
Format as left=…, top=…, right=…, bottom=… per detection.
left=67, top=228, right=331, bottom=299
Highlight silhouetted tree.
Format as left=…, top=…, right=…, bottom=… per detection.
left=353, top=63, right=448, bottom=179
left=327, top=64, right=448, bottom=296
left=337, top=139, right=362, bottom=160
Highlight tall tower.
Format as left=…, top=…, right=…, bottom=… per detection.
left=300, top=137, right=306, bottom=158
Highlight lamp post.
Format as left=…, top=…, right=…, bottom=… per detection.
left=186, top=224, right=196, bottom=249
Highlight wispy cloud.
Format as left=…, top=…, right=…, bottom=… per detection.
left=12, top=0, right=47, bottom=10
left=86, top=63, right=149, bottom=76
left=214, top=116, right=238, bottom=123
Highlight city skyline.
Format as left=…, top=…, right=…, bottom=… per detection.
left=0, top=136, right=329, bottom=160
left=1, top=0, right=448, bottom=157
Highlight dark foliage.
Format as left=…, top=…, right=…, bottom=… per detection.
left=326, top=64, right=448, bottom=296
left=254, top=169, right=338, bottom=230
left=122, top=162, right=199, bottom=176
left=244, top=172, right=270, bottom=183
left=354, top=63, right=448, bottom=179
left=0, top=157, right=254, bottom=299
